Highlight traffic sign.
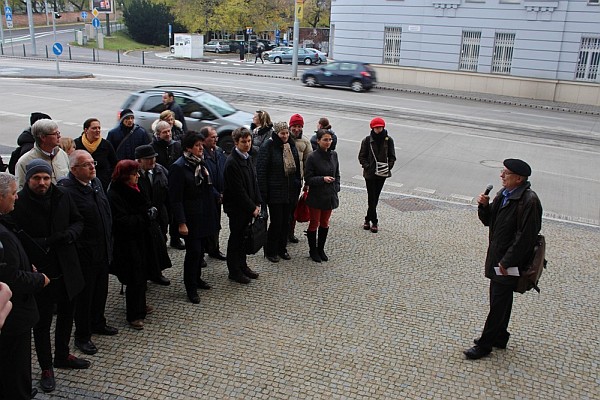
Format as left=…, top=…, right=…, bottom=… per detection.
left=52, top=43, right=63, bottom=56
left=92, top=17, right=100, bottom=28
left=4, top=6, right=11, bottom=15
left=6, top=20, right=12, bottom=29
left=92, top=8, right=99, bottom=18
left=5, top=13, right=12, bottom=22
left=81, top=11, right=88, bottom=20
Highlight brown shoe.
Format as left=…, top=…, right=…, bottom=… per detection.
left=145, top=305, right=155, bottom=315
left=129, top=320, right=144, bottom=330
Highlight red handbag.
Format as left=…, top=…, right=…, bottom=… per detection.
left=294, top=191, right=310, bottom=223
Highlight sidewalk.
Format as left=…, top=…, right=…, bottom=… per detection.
left=35, top=187, right=599, bottom=399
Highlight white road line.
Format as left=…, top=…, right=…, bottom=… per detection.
left=13, top=94, right=72, bottom=102
left=414, top=187, right=436, bottom=194
left=451, top=194, right=474, bottom=202
left=384, top=181, right=404, bottom=188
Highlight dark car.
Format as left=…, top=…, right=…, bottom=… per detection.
left=301, top=61, right=377, bottom=92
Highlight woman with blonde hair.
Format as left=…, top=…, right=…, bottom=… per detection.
left=58, top=137, right=76, bottom=155
left=152, top=110, right=185, bottom=141
left=250, top=110, right=273, bottom=156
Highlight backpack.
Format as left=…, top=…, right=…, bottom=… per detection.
left=515, top=190, right=547, bottom=293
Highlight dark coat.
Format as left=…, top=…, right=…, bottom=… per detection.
left=152, top=138, right=182, bottom=169
left=204, top=146, right=227, bottom=193
left=12, top=185, right=84, bottom=301
left=168, top=156, right=220, bottom=239
left=57, top=174, right=113, bottom=267
left=74, top=136, right=118, bottom=190
left=0, top=217, right=45, bottom=335
left=250, top=125, right=273, bottom=158
left=107, top=123, right=151, bottom=161
left=16, top=128, right=35, bottom=155
left=107, top=181, right=171, bottom=285
left=223, top=150, right=262, bottom=218
left=256, top=134, right=301, bottom=205
left=137, top=164, right=170, bottom=237
left=358, top=130, right=396, bottom=179
left=478, top=182, right=543, bottom=283
left=304, top=148, right=340, bottom=210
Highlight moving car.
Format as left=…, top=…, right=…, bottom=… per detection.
left=301, top=61, right=377, bottom=92
left=119, top=86, right=253, bottom=153
left=268, top=48, right=319, bottom=65
left=204, top=40, right=231, bottom=53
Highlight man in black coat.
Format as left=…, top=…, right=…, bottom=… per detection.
left=464, top=158, right=542, bottom=360
left=0, top=172, right=49, bottom=400
left=162, top=91, right=188, bottom=133
left=58, top=150, right=118, bottom=358
left=11, top=159, right=88, bottom=393
left=135, top=145, right=171, bottom=286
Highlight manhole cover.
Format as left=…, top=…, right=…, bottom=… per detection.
left=383, top=197, right=438, bottom=212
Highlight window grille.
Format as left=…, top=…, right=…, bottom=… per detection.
left=383, top=26, right=402, bottom=65
left=459, top=31, right=481, bottom=72
left=491, top=32, right=515, bottom=74
left=575, top=37, right=600, bottom=80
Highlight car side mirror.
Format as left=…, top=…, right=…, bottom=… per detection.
left=190, top=111, right=203, bottom=119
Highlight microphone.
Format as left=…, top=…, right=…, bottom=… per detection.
left=484, top=184, right=493, bottom=195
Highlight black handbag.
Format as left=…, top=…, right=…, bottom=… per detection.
left=243, top=208, right=268, bottom=255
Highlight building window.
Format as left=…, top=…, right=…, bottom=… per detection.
left=576, top=37, right=600, bottom=80
left=588, top=0, right=599, bottom=5
left=383, top=26, right=402, bottom=65
left=491, top=32, right=516, bottom=74
left=459, top=31, right=481, bottom=72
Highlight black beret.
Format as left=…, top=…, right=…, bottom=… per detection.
left=503, top=158, right=531, bottom=177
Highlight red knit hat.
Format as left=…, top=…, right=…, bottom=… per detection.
left=289, top=113, right=304, bottom=128
left=370, top=117, right=385, bottom=129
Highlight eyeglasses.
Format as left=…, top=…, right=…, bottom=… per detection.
left=75, top=161, right=97, bottom=168
left=500, top=169, right=515, bottom=176
left=45, top=131, right=61, bottom=136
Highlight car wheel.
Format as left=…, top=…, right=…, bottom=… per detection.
left=170, top=47, right=174, bottom=54
left=215, top=49, right=220, bottom=54
left=274, top=57, right=282, bottom=64
left=351, top=80, right=364, bottom=92
left=305, top=75, right=317, bottom=87
left=304, top=58, right=313, bottom=65
left=218, top=133, right=235, bottom=155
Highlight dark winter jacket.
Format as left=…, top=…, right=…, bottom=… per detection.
left=74, top=136, right=118, bottom=191
left=107, top=123, right=150, bottom=161
left=304, top=148, right=340, bottom=210
left=107, top=181, right=171, bottom=285
left=57, top=173, right=113, bottom=267
left=223, top=150, right=262, bottom=217
left=256, top=133, right=301, bottom=205
left=137, top=164, right=170, bottom=238
left=12, top=184, right=84, bottom=301
left=204, top=146, right=227, bottom=193
left=0, top=216, right=45, bottom=335
left=251, top=125, right=274, bottom=157
left=358, top=129, right=396, bottom=179
left=152, top=138, right=182, bottom=169
left=168, top=156, right=220, bottom=239
left=478, top=182, right=542, bottom=283
left=16, top=128, right=35, bottom=155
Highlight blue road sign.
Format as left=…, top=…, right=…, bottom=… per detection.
left=81, top=11, right=88, bottom=20
left=92, top=17, right=100, bottom=28
left=4, top=6, right=11, bottom=15
left=52, top=43, right=63, bottom=56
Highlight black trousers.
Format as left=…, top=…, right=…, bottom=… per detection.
left=478, top=280, right=515, bottom=350
left=33, top=277, right=74, bottom=369
left=74, top=262, right=109, bottom=341
left=365, top=177, right=386, bottom=225
left=226, top=211, right=252, bottom=276
left=266, top=203, right=291, bottom=256
left=183, top=237, right=203, bottom=293
left=202, top=204, right=222, bottom=255
left=125, top=281, right=147, bottom=323
left=0, top=331, right=32, bottom=400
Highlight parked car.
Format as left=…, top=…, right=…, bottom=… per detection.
left=304, top=48, right=328, bottom=64
left=119, top=85, right=253, bottom=153
left=204, top=40, right=231, bottom=53
left=268, top=48, right=319, bottom=65
left=301, top=61, right=377, bottom=92
left=263, top=46, right=292, bottom=59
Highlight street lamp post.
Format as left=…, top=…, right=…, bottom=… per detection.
left=26, top=0, right=37, bottom=55
left=52, top=10, right=60, bottom=74
left=292, top=0, right=300, bottom=77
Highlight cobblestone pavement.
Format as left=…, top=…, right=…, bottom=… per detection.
left=34, top=187, right=599, bottom=399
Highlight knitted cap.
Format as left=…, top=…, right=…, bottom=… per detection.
left=273, top=121, right=289, bottom=133
left=289, top=114, right=304, bottom=128
left=25, top=159, right=52, bottom=182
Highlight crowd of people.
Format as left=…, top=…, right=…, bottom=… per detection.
left=0, top=96, right=543, bottom=398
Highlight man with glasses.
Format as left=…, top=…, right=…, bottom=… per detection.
left=58, top=150, right=118, bottom=359
left=14, top=119, right=70, bottom=190
left=464, top=158, right=542, bottom=360
left=12, top=159, right=88, bottom=393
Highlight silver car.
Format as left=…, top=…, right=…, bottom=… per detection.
left=268, top=48, right=319, bottom=65
left=119, top=86, right=252, bottom=153
left=204, top=40, right=231, bottom=53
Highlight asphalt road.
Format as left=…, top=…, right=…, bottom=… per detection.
left=0, top=57, right=598, bottom=227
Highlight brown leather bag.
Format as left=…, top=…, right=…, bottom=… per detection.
left=515, top=234, right=547, bottom=294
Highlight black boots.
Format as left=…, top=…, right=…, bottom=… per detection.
left=317, top=227, right=329, bottom=262
left=307, top=230, right=321, bottom=263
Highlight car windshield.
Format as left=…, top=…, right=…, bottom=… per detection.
left=197, top=92, right=237, bottom=117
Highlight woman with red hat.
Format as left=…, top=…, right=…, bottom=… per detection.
left=358, top=117, right=396, bottom=233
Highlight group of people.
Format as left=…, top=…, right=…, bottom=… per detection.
left=0, top=96, right=544, bottom=399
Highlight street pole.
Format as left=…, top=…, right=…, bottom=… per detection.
left=52, top=11, right=60, bottom=74
left=26, top=0, right=37, bottom=55
left=291, top=0, right=300, bottom=77
left=1, top=2, right=5, bottom=46
left=44, top=0, right=49, bottom=25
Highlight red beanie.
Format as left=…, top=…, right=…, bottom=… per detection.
left=289, top=114, right=304, bottom=128
left=370, top=117, right=385, bottom=129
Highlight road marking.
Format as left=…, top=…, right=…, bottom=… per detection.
left=451, top=194, right=474, bottom=202
left=384, top=181, right=404, bottom=188
left=414, top=187, right=436, bottom=194
left=13, top=94, right=71, bottom=102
